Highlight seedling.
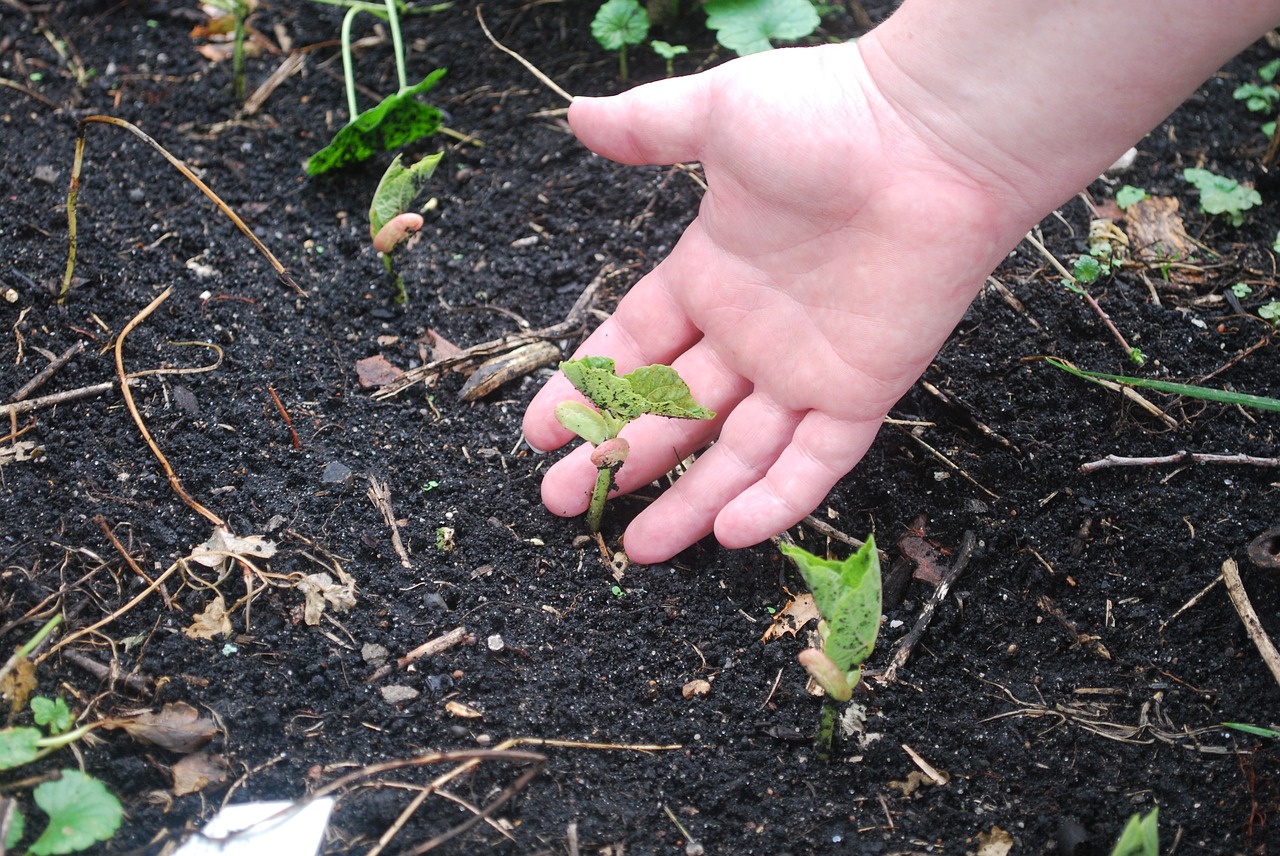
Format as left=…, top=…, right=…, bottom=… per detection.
left=1222, top=722, right=1280, bottom=740
left=779, top=537, right=882, bottom=762
left=591, top=0, right=650, bottom=81
left=1109, top=808, right=1158, bottom=856
left=704, top=0, right=820, bottom=56
left=1233, top=59, right=1280, bottom=137
left=305, top=0, right=449, bottom=175
left=1046, top=357, right=1280, bottom=413
left=1115, top=184, right=1148, bottom=210
left=203, top=0, right=253, bottom=100
left=369, top=151, right=442, bottom=302
left=553, top=356, right=714, bottom=533
left=1183, top=167, right=1261, bottom=227
left=650, top=40, right=688, bottom=77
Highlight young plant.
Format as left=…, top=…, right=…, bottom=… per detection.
left=779, top=537, right=882, bottom=762
left=703, top=0, right=820, bottom=56
left=202, top=0, right=253, bottom=100
left=1109, top=808, right=1158, bottom=856
left=1115, top=184, right=1148, bottom=210
left=1046, top=357, right=1280, bottom=413
left=591, top=0, right=650, bottom=80
left=1183, top=167, right=1262, bottom=227
left=650, top=40, right=688, bottom=77
left=1233, top=58, right=1280, bottom=137
left=369, top=151, right=442, bottom=303
left=553, top=356, right=714, bottom=533
left=305, top=0, right=449, bottom=175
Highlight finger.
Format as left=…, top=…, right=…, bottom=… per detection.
left=618, top=393, right=803, bottom=564
left=569, top=71, right=715, bottom=166
left=713, top=411, right=884, bottom=551
left=537, top=340, right=749, bottom=516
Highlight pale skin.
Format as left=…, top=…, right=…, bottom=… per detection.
left=523, top=1, right=1280, bottom=563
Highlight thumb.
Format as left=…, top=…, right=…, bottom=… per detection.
left=569, top=73, right=714, bottom=166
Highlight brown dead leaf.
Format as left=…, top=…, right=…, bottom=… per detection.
left=356, top=354, right=403, bottom=388
left=1124, top=196, right=1192, bottom=263
left=297, top=571, right=357, bottom=626
left=112, top=701, right=218, bottom=753
left=421, top=328, right=464, bottom=362
left=171, top=751, right=230, bottom=796
left=976, top=826, right=1014, bottom=856
left=185, top=595, right=232, bottom=640
left=898, top=526, right=947, bottom=586
left=1, top=656, right=37, bottom=716
left=761, top=592, right=819, bottom=642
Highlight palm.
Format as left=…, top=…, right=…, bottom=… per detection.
left=524, top=42, right=1022, bottom=562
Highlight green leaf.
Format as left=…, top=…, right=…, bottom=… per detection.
left=1232, top=82, right=1279, bottom=112
left=1115, top=184, right=1148, bottom=210
left=559, top=357, right=716, bottom=424
left=1259, top=301, right=1280, bottom=323
left=5, top=804, right=24, bottom=851
left=306, top=69, right=447, bottom=176
left=1183, top=167, right=1262, bottom=227
left=1222, top=722, right=1280, bottom=740
left=704, top=0, right=820, bottom=55
left=1262, top=58, right=1280, bottom=82
left=31, top=697, right=73, bottom=735
left=779, top=537, right=881, bottom=673
left=591, top=0, right=650, bottom=51
left=0, top=727, right=42, bottom=770
left=1072, top=255, right=1102, bottom=284
left=369, top=152, right=444, bottom=238
left=651, top=40, right=688, bottom=60
left=1110, top=808, right=1159, bottom=856
left=29, top=770, right=122, bottom=855
left=1044, top=357, right=1280, bottom=412
left=1230, top=282, right=1252, bottom=298
left=555, top=400, right=609, bottom=446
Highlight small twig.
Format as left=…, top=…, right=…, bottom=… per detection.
left=793, top=515, right=890, bottom=565
left=880, top=531, right=976, bottom=683
left=367, top=475, right=412, bottom=568
left=919, top=380, right=1016, bottom=451
left=114, top=287, right=226, bottom=529
left=0, top=379, right=130, bottom=420
left=267, top=385, right=301, bottom=450
left=1081, top=451, right=1280, bottom=474
left=892, top=425, right=999, bottom=499
left=475, top=6, right=574, bottom=104
left=39, top=558, right=184, bottom=662
left=61, top=649, right=153, bottom=696
left=397, top=625, right=469, bottom=669
left=8, top=341, right=84, bottom=403
left=1221, top=557, right=1280, bottom=689
left=901, top=744, right=948, bottom=786
left=94, top=515, right=173, bottom=609
left=1023, top=230, right=1137, bottom=361
left=1159, top=573, right=1223, bottom=634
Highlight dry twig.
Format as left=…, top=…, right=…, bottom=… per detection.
left=880, top=531, right=977, bottom=683
left=1081, top=450, right=1280, bottom=474
left=367, top=475, right=412, bottom=568
left=1221, top=557, right=1280, bottom=689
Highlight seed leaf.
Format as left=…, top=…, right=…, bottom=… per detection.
left=704, top=0, right=820, bottom=56
left=1183, top=167, right=1261, bottom=227
left=780, top=538, right=881, bottom=673
left=29, top=770, right=122, bottom=855
left=369, top=152, right=443, bottom=239
left=306, top=69, right=447, bottom=176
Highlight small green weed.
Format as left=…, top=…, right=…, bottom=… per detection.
left=591, top=0, right=650, bottom=80
left=651, top=39, right=689, bottom=76
left=704, top=0, right=820, bottom=55
left=1233, top=58, right=1280, bottom=137
left=1183, top=167, right=1261, bottom=227
left=1110, top=808, right=1158, bottom=856
left=1115, top=184, right=1148, bottom=209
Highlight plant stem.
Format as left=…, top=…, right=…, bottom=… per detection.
left=384, top=0, right=407, bottom=93
left=618, top=47, right=628, bottom=82
left=17, top=614, right=63, bottom=659
left=815, top=698, right=839, bottom=763
left=586, top=465, right=616, bottom=533
left=231, top=1, right=247, bottom=100
left=340, top=6, right=361, bottom=120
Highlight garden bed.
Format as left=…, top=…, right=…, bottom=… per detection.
left=2, top=2, right=1278, bottom=853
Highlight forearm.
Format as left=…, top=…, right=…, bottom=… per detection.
left=863, top=1, right=1280, bottom=227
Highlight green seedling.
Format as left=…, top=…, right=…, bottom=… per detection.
left=1110, top=808, right=1159, bottom=856
left=204, top=0, right=253, bottom=100
left=1115, top=184, right=1148, bottom=210
left=554, top=356, right=714, bottom=533
left=1183, top=167, right=1261, bottom=227
left=779, top=537, right=881, bottom=762
left=305, top=0, right=449, bottom=175
left=704, top=0, right=820, bottom=56
left=650, top=40, right=688, bottom=76
left=1223, top=722, right=1280, bottom=740
left=1259, top=300, right=1280, bottom=324
left=591, top=0, right=650, bottom=80
left=1233, top=59, right=1280, bottom=137
left=1046, top=357, right=1280, bottom=413
left=1230, top=282, right=1252, bottom=299
left=369, top=151, right=442, bottom=303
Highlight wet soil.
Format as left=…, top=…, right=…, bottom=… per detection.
left=2, top=2, right=1279, bottom=854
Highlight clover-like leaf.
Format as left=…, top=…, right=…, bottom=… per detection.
left=31, top=697, right=73, bottom=735
left=780, top=537, right=881, bottom=673
left=29, top=770, right=122, bottom=855
left=1183, top=167, right=1262, bottom=227
left=591, top=0, right=650, bottom=51
left=704, top=0, right=820, bottom=56
left=306, top=69, right=447, bottom=176
left=0, top=727, right=42, bottom=770
left=369, top=152, right=443, bottom=240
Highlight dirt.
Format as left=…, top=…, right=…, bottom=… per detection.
left=2, top=2, right=1279, bottom=854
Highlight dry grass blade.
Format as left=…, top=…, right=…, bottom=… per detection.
left=476, top=7, right=573, bottom=104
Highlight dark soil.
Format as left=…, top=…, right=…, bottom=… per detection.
left=2, top=2, right=1279, bottom=854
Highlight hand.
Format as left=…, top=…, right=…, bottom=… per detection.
left=522, top=41, right=1030, bottom=563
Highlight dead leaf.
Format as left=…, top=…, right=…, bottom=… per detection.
left=297, top=571, right=357, bottom=626
left=976, top=826, right=1014, bottom=856
left=1, top=656, right=37, bottom=716
left=445, top=700, right=483, bottom=718
left=171, top=751, right=230, bottom=796
left=112, top=701, right=218, bottom=753
left=421, top=328, right=464, bottom=362
left=760, top=592, right=819, bottom=642
left=356, top=354, right=403, bottom=388
left=682, top=679, right=712, bottom=699
left=189, top=527, right=276, bottom=576
left=1124, top=196, right=1192, bottom=263
left=898, top=526, right=947, bottom=586
left=185, top=595, right=232, bottom=640
left=888, top=770, right=944, bottom=797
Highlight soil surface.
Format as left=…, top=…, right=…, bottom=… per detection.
left=2, top=2, right=1279, bottom=854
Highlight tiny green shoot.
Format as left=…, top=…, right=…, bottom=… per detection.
left=1183, top=167, right=1261, bottom=227
left=1115, top=184, right=1148, bottom=210
left=1045, top=357, right=1280, bottom=413
left=1109, top=808, right=1159, bottom=856
left=1222, top=722, right=1280, bottom=740
left=305, top=0, right=448, bottom=175
left=591, top=0, right=650, bottom=80
left=1258, top=301, right=1280, bottom=324
left=368, top=151, right=442, bottom=303
left=779, top=537, right=881, bottom=762
left=651, top=40, right=688, bottom=76
left=554, top=356, right=714, bottom=533
left=703, top=0, right=820, bottom=56
left=204, top=0, right=253, bottom=100
left=1230, top=282, right=1252, bottom=299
